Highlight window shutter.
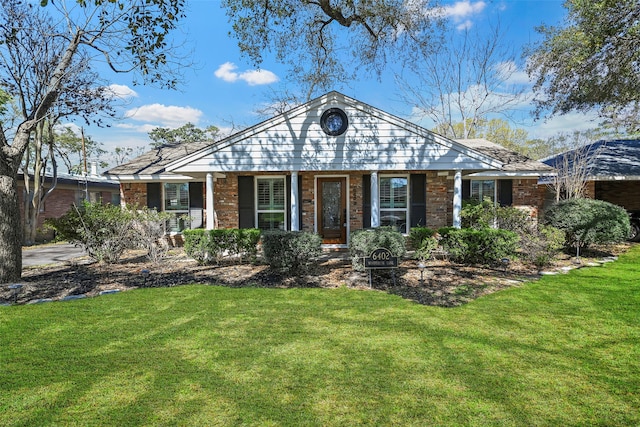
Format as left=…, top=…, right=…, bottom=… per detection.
left=147, top=183, right=161, bottom=210
left=189, top=182, right=203, bottom=208
left=362, top=174, right=371, bottom=228
left=189, top=182, right=204, bottom=229
left=498, top=179, right=513, bottom=207
left=462, top=180, right=471, bottom=201
left=410, top=174, right=426, bottom=227
left=238, top=176, right=255, bottom=229
left=286, top=175, right=291, bottom=230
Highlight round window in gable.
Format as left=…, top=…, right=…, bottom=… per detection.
left=320, top=108, right=348, bottom=136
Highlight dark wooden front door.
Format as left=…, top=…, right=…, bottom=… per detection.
left=317, top=177, right=347, bottom=244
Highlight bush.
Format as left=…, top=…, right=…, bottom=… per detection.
left=409, top=227, right=439, bottom=261
left=183, top=228, right=261, bottom=265
left=439, top=227, right=519, bottom=265
left=350, top=227, right=406, bottom=272
left=45, top=202, right=176, bottom=264
left=130, top=207, right=174, bottom=263
left=261, top=230, right=322, bottom=274
left=543, top=198, right=631, bottom=256
left=519, top=224, right=565, bottom=268
left=45, top=201, right=136, bottom=263
left=461, top=199, right=531, bottom=232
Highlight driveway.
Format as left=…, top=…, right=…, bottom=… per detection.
left=22, top=243, right=88, bottom=268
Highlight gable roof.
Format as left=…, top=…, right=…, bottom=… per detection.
left=166, top=91, right=505, bottom=174
left=106, top=91, right=551, bottom=181
left=457, top=139, right=554, bottom=177
left=541, top=139, right=640, bottom=180
left=104, top=141, right=214, bottom=180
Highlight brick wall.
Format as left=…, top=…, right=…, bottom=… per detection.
left=512, top=178, right=545, bottom=219
left=214, top=173, right=239, bottom=228
left=121, top=182, right=147, bottom=207
left=426, top=171, right=451, bottom=228
left=595, top=181, right=640, bottom=211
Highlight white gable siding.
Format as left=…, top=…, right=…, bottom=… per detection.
left=170, top=94, right=502, bottom=174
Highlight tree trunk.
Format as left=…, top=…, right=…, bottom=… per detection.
left=0, top=170, right=22, bottom=283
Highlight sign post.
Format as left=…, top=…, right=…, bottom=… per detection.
left=364, top=248, right=398, bottom=288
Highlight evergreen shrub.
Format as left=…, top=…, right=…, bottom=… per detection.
left=261, top=230, right=322, bottom=274
left=350, top=227, right=406, bottom=271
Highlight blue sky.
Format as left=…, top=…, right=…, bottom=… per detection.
left=75, top=0, right=600, bottom=167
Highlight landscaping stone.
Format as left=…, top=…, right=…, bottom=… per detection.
left=61, top=294, right=86, bottom=301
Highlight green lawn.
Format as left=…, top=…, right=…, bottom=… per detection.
left=1, top=248, right=639, bottom=426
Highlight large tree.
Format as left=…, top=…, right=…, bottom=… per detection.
left=399, top=22, right=528, bottom=139
left=148, top=123, right=219, bottom=149
left=222, top=0, right=442, bottom=99
left=0, top=0, right=186, bottom=283
left=527, top=0, right=640, bottom=130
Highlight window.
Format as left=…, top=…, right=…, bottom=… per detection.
left=256, top=177, right=286, bottom=231
left=380, top=176, right=408, bottom=233
left=164, top=183, right=189, bottom=232
left=320, top=108, right=348, bottom=136
left=470, top=180, right=496, bottom=202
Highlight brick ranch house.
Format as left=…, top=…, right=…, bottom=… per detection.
left=105, top=92, right=552, bottom=247
left=18, top=170, right=120, bottom=242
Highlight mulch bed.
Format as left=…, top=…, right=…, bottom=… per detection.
left=1, top=245, right=629, bottom=307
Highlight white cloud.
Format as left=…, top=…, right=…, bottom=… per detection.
left=124, top=104, right=203, bottom=128
left=439, top=1, right=486, bottom=19
left=106, top=84, right=138, bottom=99
left=214, top=62, right=279, bottom=86
left=429, top=1, right=486, bottom=29
left=531, top=112, right=601, bottom=139
left=494, top=61, right=532, bottom=85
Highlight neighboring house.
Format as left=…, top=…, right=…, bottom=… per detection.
left=540, top=138, right=640, bottom=240
left=18, top=169, right=120, bottom=242
left=104, top=91, right=552, bottom=247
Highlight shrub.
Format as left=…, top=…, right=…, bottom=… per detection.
left=439, top=228, right=519, bottom=265
left=261, top=230, right=322, bottom=274
left=183, top=228, right=261, bottom=265
left=350, top=227, right=406, bottom=272
left=409, top=227, right=439, bottom=261
left=543, top=198, right=631, bottom=256
left=461, top=199, right=531, bottom=232
left=130, top=207, right=174, bottom=263
left=45, top=201, right=136, bottom=263
left=519, top=224, right=565, bottom=268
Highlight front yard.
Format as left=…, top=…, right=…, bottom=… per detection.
left=1, top=245, right=639, bottom=426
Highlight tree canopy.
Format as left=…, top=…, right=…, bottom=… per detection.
left=148, top=123, right=220, bottom=148
left=222, top=0, right=442, bottom=98
left=527, top=0, right=640, bottom=130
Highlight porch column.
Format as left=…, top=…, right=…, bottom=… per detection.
left=290, top=171, right=299, bottom=231
left=371, top=171, right=380, bottom=227
left=206, top=172, right=215, bottom=230
left=453, top=169, right=462, bottom=229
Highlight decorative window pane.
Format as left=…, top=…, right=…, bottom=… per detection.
left=380, top=176, right=408, bottom=233
left=380, top=177, right=407, bottom=209
left=164, top=183, right=189, bottom=211
left=470, top=180, right=495, bottom=202
left=258, top=212, right=285, bottom=230
left=163, top=182, right=189, bottom=232
left=256, top=177, right=286, bottom=231
left=257, top=178, right=285, bottom=211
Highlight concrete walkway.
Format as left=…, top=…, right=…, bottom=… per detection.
left=22, top=243, right=88, bottom=268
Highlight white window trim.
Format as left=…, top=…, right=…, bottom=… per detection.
left=379, top=174, right=410, bottom=234
left=255, top=175, right=287, bottom=231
